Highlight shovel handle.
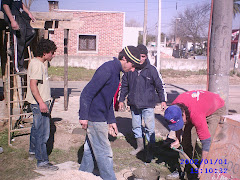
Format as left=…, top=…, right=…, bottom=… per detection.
left=172, top=147, right=198, bottom=169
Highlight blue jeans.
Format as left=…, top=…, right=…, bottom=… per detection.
left=29, top=101, right=50, bottom=166
left=79, top=121, right=116, bottom=180
left=131, top=107, right=155, bottom=144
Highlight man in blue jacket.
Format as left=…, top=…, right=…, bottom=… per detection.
left=119, top=44, right=167, bottom=162
left=79, top=46, right=141, bottom=180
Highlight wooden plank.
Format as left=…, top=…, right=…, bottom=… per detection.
left=31, top=12, right=73, bottom=21
left=31, top=20, right=84, bottom=29
left=200, top=114, right=240, bottom=180
left=30, top=20, right=45, bottom=29
left=58, top=21, right=84, bottom=29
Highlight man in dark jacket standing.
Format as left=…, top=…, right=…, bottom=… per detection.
left=119, top=44, right=167, bottom=162
left=2, top=0, right=36, bottom=74
left=79, top=46, right=141, bottom=180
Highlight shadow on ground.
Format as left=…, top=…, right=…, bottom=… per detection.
left=51, top=88, right=81, bottom=98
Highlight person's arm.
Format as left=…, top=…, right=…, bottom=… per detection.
left=22, top=3, right=35, bottom=22
left=2, top=4, right=19, bottom=30
left=198, top=150, right=209, bottom=178
left=30, top=79, right=48, bottom=113
left=107, top=100, right=116, bottom=124
left=118, top=73, right=129, bottom=111
left=152, top=67, right=167, bottom=109
left=170, top=130, right=183, bottom=148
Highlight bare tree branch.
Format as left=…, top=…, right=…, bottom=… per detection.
left=24, top=0, right=35, bottom=10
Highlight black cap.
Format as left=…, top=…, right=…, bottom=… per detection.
left=137, top=44, right=148, bottom=55
left=122, top=46, right=141, bottom=66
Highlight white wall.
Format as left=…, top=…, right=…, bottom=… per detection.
left=123, top=27, right=143, bottom=47
left=50, top=55, right=207, bottom=71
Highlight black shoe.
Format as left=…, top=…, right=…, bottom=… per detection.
left=37, top=163, right=59, bottom=171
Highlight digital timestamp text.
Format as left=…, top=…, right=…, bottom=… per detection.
left=180, top=159, right=227, bottom=165
left=191, top=168, right=227, bottom=174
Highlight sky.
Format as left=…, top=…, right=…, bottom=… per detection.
left=30, top=0, right=240, bottom=35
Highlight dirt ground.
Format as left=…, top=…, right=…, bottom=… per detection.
left=1, top=74, right=240, bottom=180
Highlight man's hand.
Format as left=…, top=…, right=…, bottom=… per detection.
left=161, top=102, right=167, bottom=111
left=170, top=138, right=180, bottom=149
left=79, top=120, right=88, bottom=130
left=39, top=102, right=48, bottom=113
left=11, top=20, right=19, bottom=30
left=108, top=123, right=118, bottom=137
left=28, top=13, right=36, bottom=22
left=118, top=102, right=125, bottom=111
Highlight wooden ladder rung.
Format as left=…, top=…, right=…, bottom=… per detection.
left=9, top=86, right=27, bottom=90
left=9, top=100, right=28, bottom=103
left=10, top=74, right=27, bottom=77
left=10, top=127, right=31, bottom=133
left=9, top=112, right=32, bottom=117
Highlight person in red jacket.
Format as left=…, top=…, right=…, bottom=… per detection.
left=164, top=90, right=226, bottom=179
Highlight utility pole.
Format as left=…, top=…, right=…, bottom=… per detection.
left=156, top=0, right=161, bottom=72
left=208, top=0, right=233, bottom=111
left=64, top=29, right=69, bottom=111
left=143, top=0, right=147, bottom=45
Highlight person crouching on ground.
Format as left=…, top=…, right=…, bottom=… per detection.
left=78, top=46, right=141, bottom=180
left=164, top=90, right=226, bottom=179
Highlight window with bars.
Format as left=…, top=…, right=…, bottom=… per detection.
left=78, top=35, right=97, bottom=51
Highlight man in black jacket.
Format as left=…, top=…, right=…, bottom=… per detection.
left=119, top=44, right=167, bottom=162
left=2, top=0, right=36, bottom=74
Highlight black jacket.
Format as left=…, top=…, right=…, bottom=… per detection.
left=119, top=59, right=166, bottom=109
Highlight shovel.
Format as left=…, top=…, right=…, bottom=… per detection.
left=172, top=145, right=198, bottom=170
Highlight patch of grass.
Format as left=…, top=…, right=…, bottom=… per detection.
left=48, top=66, right=96, bottom=81
left=161, top=69, right=207, bottom=78
left=0, top=129, right=38, bottom=180
left=0, top=129, right=80, bottom=180
left=49, top=146, right=79, bottom=164
left=230, top=70, right=240, bottom=77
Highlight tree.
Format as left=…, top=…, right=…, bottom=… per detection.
left=171, top=3, right=210, bottom=52
left=24, top=0, right=35, bottom=9
left=125, top=19, right=141, bottom=27
left=138, top=32, right=165, bottom=46
left=233, top=0, right=240, bottom=17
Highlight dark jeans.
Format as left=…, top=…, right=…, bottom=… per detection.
left=29, top=101, right=50, bottom=166
left=6, top=14, right=35, bottom=71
